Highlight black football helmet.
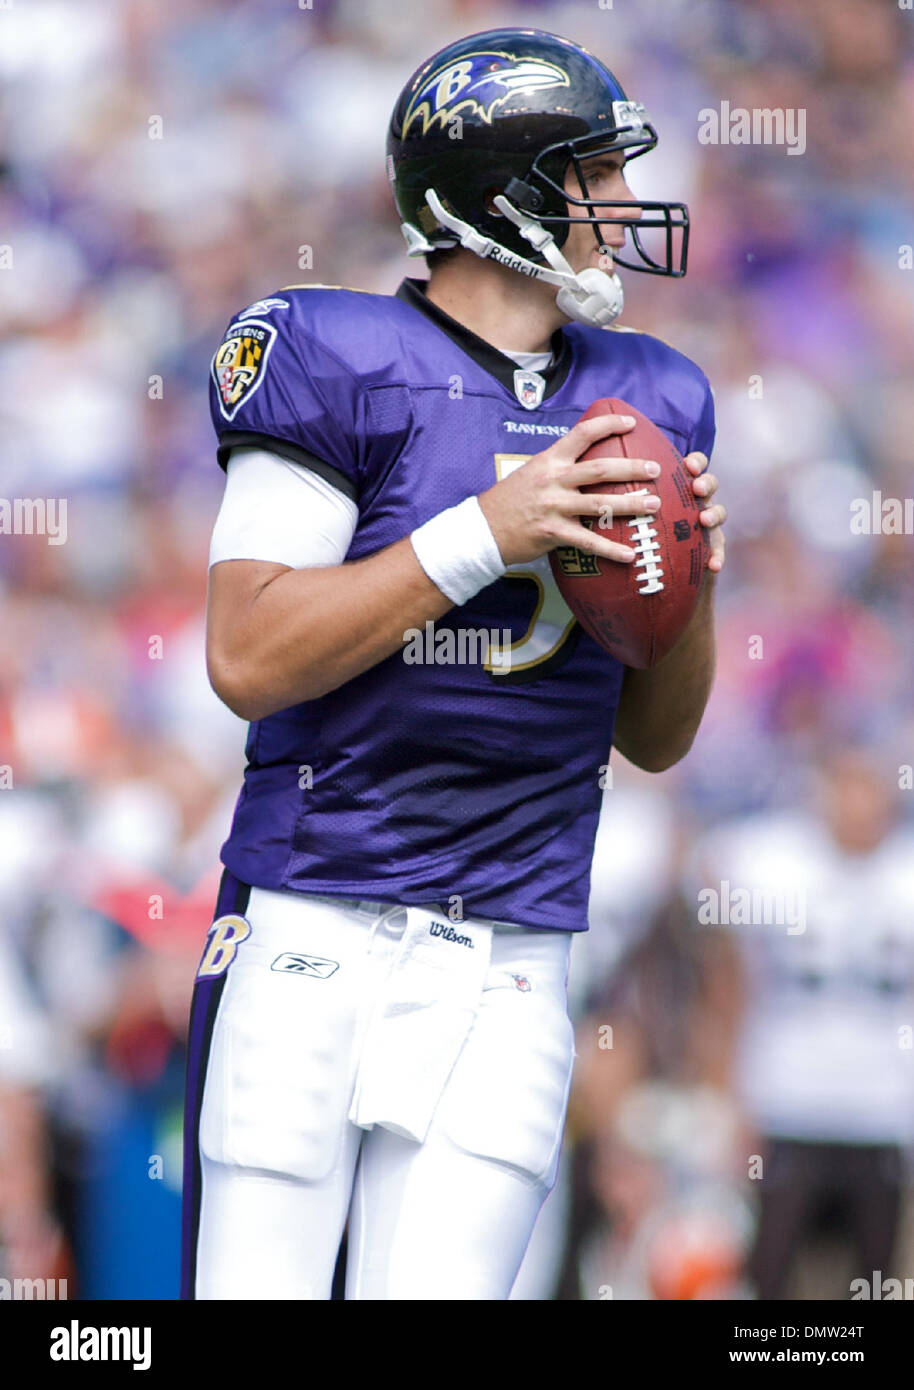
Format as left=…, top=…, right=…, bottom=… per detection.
left=387, top=28, right=689, bottom=325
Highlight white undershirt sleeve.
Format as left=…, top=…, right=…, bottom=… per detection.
left=209, top=447, right=358, bottom=569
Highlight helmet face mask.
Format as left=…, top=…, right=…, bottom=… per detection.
left=510, top=131, right=689, bottom=277
left=387, top=28, right=690, bottom=320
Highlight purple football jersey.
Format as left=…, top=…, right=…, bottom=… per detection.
left=208, top=279, right=715, bottom=930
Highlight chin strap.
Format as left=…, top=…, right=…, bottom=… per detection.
left=403, top=188, right=624, bottom=328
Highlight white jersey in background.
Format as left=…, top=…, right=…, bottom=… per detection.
left=688, top=812, right=914, bottom=1146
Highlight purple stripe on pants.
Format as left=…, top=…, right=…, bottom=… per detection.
left=180, top=869, right=250, bottom=1300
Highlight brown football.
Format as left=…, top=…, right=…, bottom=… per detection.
left=549, top=397, right=709, bottom=668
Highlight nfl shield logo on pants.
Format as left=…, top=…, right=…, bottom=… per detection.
left=513, top=369, right=546, bottom=411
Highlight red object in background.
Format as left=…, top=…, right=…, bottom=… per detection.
left=647, top=1212, right=743, bottom=1301
left=91, top=869, right=221, bottom=952
left=104, top=1015, right=176, bottom=1087
left=549, top=398, right=709, bottom=668
left=91, top=870, right=221, bottom=1082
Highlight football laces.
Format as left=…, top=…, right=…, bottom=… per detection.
left=626, top=490, right=665, bottom=595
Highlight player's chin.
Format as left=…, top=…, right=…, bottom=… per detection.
left=565, top=250, right=612, bottom=277
left=593, top=245, right=622, bottom=272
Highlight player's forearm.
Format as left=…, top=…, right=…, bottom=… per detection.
left=612, top=575, right=716, bottom=772
left=207, top=539, right=454, bottom=719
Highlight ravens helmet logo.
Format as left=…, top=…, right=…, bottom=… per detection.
left=402, top=51, right=569, bottom=137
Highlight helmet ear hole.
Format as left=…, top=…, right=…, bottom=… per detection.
left=503, top=178, right=545, bottom=212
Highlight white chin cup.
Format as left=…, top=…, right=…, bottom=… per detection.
left=421, top=188, right=625, bottom=329
left=556, top=266, right=625, bottom=328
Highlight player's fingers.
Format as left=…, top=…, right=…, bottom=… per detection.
left=555, top=524, right=637, bottom=563
left=683, top=451, right=709, bottom=476
left=558, top=411, right=637, bottom=461
left=700, top=502, right=727, bottom=529
left=573, top=490, right=661, bottom=520
left=691, top=470, right=718, bottom=499
left=708, top=526, right=726, bottom=572
left=568, top=455, right=661, bottom=486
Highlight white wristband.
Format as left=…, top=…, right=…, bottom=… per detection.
left=410, top=496, right=507, bottom=606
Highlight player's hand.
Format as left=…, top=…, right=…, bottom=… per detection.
left=684, top=452, right=726, bottom=573
left=478, top=411, right=663, bottom=567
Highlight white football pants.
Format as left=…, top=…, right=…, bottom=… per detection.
left=181, top=873, right=576, bottom=1300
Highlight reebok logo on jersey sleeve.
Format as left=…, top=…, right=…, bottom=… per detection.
left=212, top=318, right=277, bottom=421
left=235, top=297, right=289, bottom=320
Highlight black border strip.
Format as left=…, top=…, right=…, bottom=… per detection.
left=395, top=277, right=573, bottom=401
left=216, top=431, right=358, bottom=501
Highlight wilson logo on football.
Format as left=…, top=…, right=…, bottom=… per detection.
left=402, top=52, right=569, bottom=136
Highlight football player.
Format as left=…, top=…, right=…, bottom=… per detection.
left=182, top=28, right=726, bottom=1300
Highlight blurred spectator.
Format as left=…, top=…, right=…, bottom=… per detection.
left=687, top=747, right=914, bottom=1299
left=0, top=927, right=70, bottom=1295
left=558, top=826, right=750, bottom=1300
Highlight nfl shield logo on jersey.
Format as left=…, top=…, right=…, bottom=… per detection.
left=513, top=369, right=546, bottom=411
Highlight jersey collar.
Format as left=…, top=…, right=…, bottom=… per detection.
left=395, top=278, right=572, bottom=402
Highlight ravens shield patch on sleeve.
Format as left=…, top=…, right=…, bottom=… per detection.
left=212, top=318, right=277, bottom=421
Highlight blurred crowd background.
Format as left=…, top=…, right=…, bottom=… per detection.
left=2, top=0, right=914, bottom=1300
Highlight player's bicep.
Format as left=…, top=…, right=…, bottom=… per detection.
left=206, top=447, right=358, bottom=697
left=209, top=447, right=358, bottom=569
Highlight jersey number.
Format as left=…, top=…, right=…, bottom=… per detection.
left=485, top=454, right=578, bottom=681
